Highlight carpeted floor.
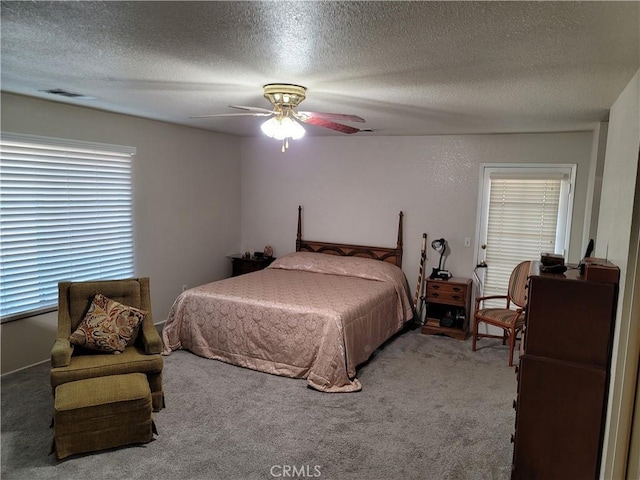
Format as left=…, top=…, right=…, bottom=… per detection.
left=1, top=328, right=517, bottom=480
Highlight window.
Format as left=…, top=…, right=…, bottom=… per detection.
left=476, top=165, right=575, bottom=305
left=0, top=133, right=136, bottom=322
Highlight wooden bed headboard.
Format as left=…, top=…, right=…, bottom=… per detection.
left=295, top=206, right=404, bottom=267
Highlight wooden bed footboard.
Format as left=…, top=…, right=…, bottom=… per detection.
left=295, top=206, right=403, bottom=267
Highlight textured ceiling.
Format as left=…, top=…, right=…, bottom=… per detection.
left=1, top=1, right=639, bottom=137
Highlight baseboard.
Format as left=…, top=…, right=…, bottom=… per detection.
left=1, top=358, right=49, bottom=377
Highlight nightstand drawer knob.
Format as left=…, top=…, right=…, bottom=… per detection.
left=452, top=295, right=460, bottom=301
left=432, top=284, right=440, bottom=290
left=452, top=287, right=461, bottom=292
left=432, top=293, right=439, bottom=298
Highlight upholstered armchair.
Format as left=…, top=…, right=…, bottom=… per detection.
left=50, top=278, right=165, bottom=411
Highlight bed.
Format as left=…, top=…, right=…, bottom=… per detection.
left=162, top=207, right=413, bottom=392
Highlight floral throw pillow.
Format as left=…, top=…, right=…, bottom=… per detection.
left=69, top=293, right=147, bottom=354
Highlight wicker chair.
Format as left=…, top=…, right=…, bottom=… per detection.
left=50, top=277, right=165, bottom=411
left=472, top=261, right=531, bottom=366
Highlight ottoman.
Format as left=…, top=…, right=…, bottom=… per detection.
left=53, top=373, right=156, bottom=459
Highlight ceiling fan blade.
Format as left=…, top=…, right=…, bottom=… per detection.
left=297, top=115, right=361, bottom=134
left=229, top=105, right=275, bottom=114
left=191, top=104, right=276, bottom=119
left=297, top=111, right=366, bottom=123
left=190, top=112, right=272, bottom=118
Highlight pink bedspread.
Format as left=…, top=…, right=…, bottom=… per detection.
left=162, top=252, right=413, bottom=392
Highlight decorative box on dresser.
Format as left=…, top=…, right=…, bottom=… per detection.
left=511, top=260, right=620, bottom=480
left=421, top=277, right=472, bottom=340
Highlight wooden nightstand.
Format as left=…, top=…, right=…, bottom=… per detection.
left=229, top=254, right=275, bottom=276
left=421, top=277, right=472, bottom=340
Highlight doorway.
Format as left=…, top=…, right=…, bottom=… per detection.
left=475, top=164, right=576, bottom=304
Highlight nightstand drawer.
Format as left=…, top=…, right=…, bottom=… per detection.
left=427, top=282, right=467, bottom=295
left=426, top=282, right=468, bottom=305
left=426, top=289, right=466, bottom=305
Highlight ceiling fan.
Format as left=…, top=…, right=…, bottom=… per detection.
left=191, top=84, right=366, bottom=152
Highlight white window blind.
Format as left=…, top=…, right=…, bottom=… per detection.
left=482, top=173, right=567, bottom=304
left=0, top=132, right=136, bottom=322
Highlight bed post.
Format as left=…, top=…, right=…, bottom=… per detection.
left=296, top=205, right=302, bottom=252
left=397, top=211, right=404, bottom=266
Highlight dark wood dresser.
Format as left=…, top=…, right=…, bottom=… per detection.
left=511, top=260, right=619, bottom=479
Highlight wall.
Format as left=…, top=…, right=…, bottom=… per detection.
left=240, top=132, right=594, bottom=299
left=582, top=122, right=608, bottom=244
left=625, top=222, right=640, bottom=480
left=596, top=69, right=640, bottom=480
left=0, top=95, right=599, bottom=378
left=1, top=93, right=241, bottom=374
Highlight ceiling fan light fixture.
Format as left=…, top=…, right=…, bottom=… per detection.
left=260, top=116, right=305, bottom=141
left=260, top=117, right=280, bottom=138
left=280, top=117, right=305, bottom=140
